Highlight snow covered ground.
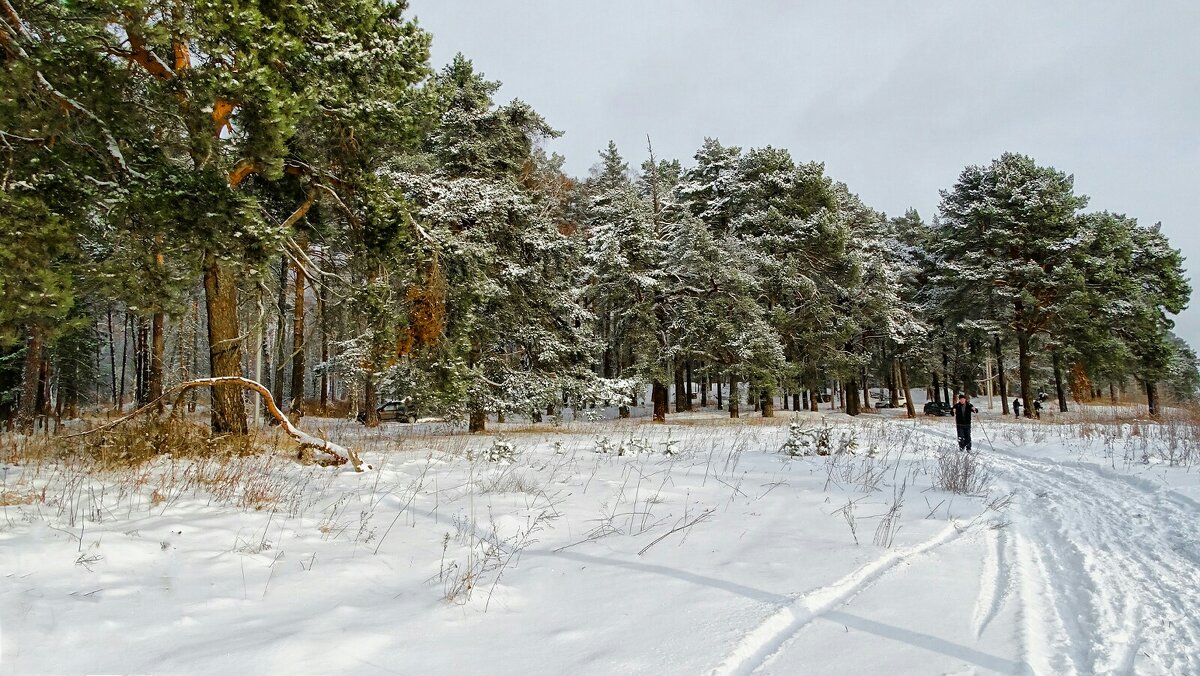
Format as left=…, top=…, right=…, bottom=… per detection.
left=3, top=407, right=1199, bottom=674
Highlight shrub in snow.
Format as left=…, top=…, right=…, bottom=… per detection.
left=781, top=418, right=857, bottom=457
left=483, top=438, right=517, bottom=463
left=934, top=446, right=990, bottom=494
left=594, top=436, right=621, bottom=455
left=661, top=432, right=679, bottom=457
left=627, top=437, right=653, bottom=456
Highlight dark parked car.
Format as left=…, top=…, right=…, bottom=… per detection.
left=923, top=401, right=953, bottom=417
left=357, top=399, right=418, bottom=424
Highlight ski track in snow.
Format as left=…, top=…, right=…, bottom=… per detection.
left=922, top=426, right=1200, bottom=675
left=710, top=522, right=965, bottom=676
left=971, top=525, right=1012, bottom=642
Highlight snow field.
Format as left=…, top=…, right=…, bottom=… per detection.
left=3, top=407, right=1199, bottom=674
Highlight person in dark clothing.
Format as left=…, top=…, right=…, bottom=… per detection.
left=953, top=394, right=979, bottom=451
left=1013, top=398, right=1022, bottom=419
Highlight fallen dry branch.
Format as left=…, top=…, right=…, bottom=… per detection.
left=67, top=377, right=365, bottom=471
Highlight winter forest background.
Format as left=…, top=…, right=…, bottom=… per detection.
left=2, top=0, right=1195, bottom=436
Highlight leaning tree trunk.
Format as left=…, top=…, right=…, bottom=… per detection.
left=290, top=250, right=307, bottom=420
left=203, top=251, right=248, bottom=434
left=899, top=362, right=916, bottom=419
left=1017, top=330, right=1034, bottom=419
left=1145, top=380, right=1160, bottom=417
left=1051, top=349, right=1069, bottom=413
left=652, top=380, right=668, bottom=422
left=994, top=334, right=1010, bottom=415
left=728, top=373, right=739, bottom=418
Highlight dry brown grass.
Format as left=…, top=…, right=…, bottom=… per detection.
left=0, top=489, right=42, bottom=506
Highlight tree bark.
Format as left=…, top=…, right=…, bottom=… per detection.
left=685, top=360, right=694, bottom=411
left=674, top=366, right=687, bottom=413
left=994, top=334, right=1010, bottom=415
left=761, top=389, right=774, bottom=417
left=931, top=371, right=941, bottom=404
left=652, top=380, right=668, bottom=422
left=16, top=326, right=43, bottom=431
left=900, top=362, right=916, bottom=418
left=1017, top=330, right=1034, bottom=419
left=728, top=373, right=739, bottom=418
left=106, top=307, right=118, bottom=405
left=1051, top=349, right=1068, bottom=413
left=289, top=248, right=307, bottom=420
left=363, top=374, right=380, bottom=427
left=1145, top=380, right=1160, bottom=417
left=272, top=255, right=289, bottom=407
left=845, top=377, right=860, bottom=416
left=716, top=378, right=723, bottom=410
left=149, top=311, right=165, bottom=412
left=203, top=251, right=248, bottom=434
left=318, top=270, right=329, bottom=411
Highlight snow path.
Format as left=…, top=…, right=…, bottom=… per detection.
left=711, top=522, right=967, bottom=676
left=923, top=426, right=1200, bottom=675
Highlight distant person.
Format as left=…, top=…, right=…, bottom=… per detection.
left=1013, top=398, right=1022, bottom=419
left=1033, top=399, right=1043, bottom=419
left=953, top=394, right=979, bottom=451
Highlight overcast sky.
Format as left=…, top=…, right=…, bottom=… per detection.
left=410, top=1, right=1200, bottom=347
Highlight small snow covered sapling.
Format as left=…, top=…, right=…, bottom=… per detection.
left=594, top=436, right=621, bottom=455
left=661, top=431, right=679, bottom=457
left=627, top=436, right=653, bottom=456
left=483, top=437, right=518, bottom=463
left=780, top=417, right=856, bottom=457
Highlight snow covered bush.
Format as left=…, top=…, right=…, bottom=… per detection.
left=780, top=418, right=857, bottom=456
left=482, top=438, right=517, bottom=463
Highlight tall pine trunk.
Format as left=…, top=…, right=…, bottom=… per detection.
left=318, top=269, right=329, bottom=410
left=900, top=362, right=916, bottom=418
left=106, top=308, right=118, bottom=405
left=363, top=374, right=380, bottom=427
left=994, top=334, right=1010, bottom=415
left=290, top=251, right=306, bottom=420
left=845, top=377, right=860, bottom=416
left=272, top=255, right=289, bottom=408
left=1145, top=380, right=1160, bottom=417
left=1017, top=330, right=1034, bottom=419
left=149, top=312, right=165, bottom=412
left=761, top=388, right=774, bottom=417
left=674, top=366, right=687, bottom=413
left=203, top=251, right=247, bottom=434
left=652, top=380, right=668, bottom=422
left=685, top=360, right=694, bottom=410
left=16, top=326, right=43, bottom=431
left=727, top=373, right=739, bottom=419
left=1051, top=349, right=1068, bottom=413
